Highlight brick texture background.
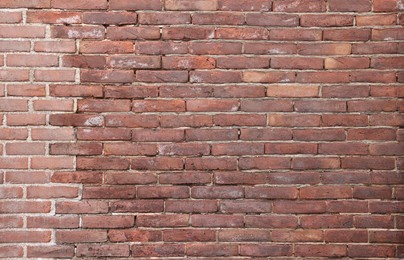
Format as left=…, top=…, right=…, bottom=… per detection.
left=0, top=0, right=403, bottom=258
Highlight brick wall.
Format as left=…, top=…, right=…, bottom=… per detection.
left=0, top=0, right=403, bottom=258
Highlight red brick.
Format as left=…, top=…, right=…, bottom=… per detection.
left=0, top=231, right=51, bottom=243
left=136, top=41, right=187, bottom=54
left=220, top=200, right=272, bottom=213
left=240, top=244, right=292, bottom=257
left=297, top=71, right=349, bottom=83
left=0, top=0, right=50, bottom=8
left=216, top=27, right=269, bottom=40
left=52, top=171, right=102, bottom=184
left=273, top=0, right=326, bottom=12
left=219, top=229, right=270, bottom=242
left=27, top=246, right=74, bottom=258
left=265, top=142, right=317, bottom=154
left=83, top=186, right=136, bottom=199
left=354, top=215, right=393, bottom=228
left=325, top=57, right=370, bottom=69
left=105, top=226, right=150, bottom=243
left=319, top=142, right=367, bottom=155
left=27, top=216, right=79, bottom=228
left=322, top=85, right=369, bottom=98
left=50, top=84, right=103, bottom=97
left=192, top=214, right=243, bottom=227
left=0, top=69, right=30, bottom=81
left=104, top=172, right=156, bottom=185
left=192, top=186, right=243, bottom=199
left=82, top=215, right=134, bottom=228
left=62, top=55, right=105, bottom=68
left=328, top=201, right=369, bottom=213
left=192, top=12, right=244, bottom=25
left=166, top=0, right=218, bottom=10
left=52, top=0, right=107, bottom=9
left=33, top=100, right=73, bottom=111
left=270, top=29, right=322, bottom=41
left=135, top=100, right=185, bottom=112
left=35, top=40, right=76, bottom=53
left=322, top=114, right=368, bottom=126
left=351, top=71, right=397, bottom=83
left=139, top=12, right=190, bottom=24
left=218, top=0, right=271, bottom=11
left=31, top=128, right=74, bottom=141
left=357, top=14, right=397, bottom=26
left=81, top=69, right=134, bottom=83
left=105, top=85, right=158, bottom=98
left=137, top=214, right=189, bottom=227
left=0, top=216, right=23, bottom=228
left=158, top=143, right=209, bottom=156
left=83, top=11, right=137, bottom=24
left=329, top=0, right=371, bottom=11
left=107, top=26, right=160, bottom=40
left=106, top=114, right=159, bottom=128
left=374, top=0, right=403, bottom=11
left=56, top=230, right=107, bottom=243
left=163, top=56, right=214, bottom=69
left=6, top=143, right=45, bottom=155
left=353, top=42, right=397, bottom=54
left=56, top=201, right=108, bottom=214
left=31, top=157, right=74, bottom=170
left=27, top=11, right=81, bottom=24
left=245, top=42, right=296, bottom=54
left=298, top=43, right=351, bottom=55
left=77, top=157, right=130, bottom=170
left=272, top=230, right=323, bottom=242
left=191, top=70, right=242, bottom=83
left=187, top=244, right=237, bottom=257
left=293, top=129, right=345, bottom=141
left=6, top=113, right=46, bottom=126
left=77, top=244, right=129, bottom=257
left=239, top=157, right=291, bottom=170
left=269, top=114, right=320, bottom=127
left=6, top=171, right=50, bottom=184
left=372, top=28, right=404, bottom=41
left=80, top=40, right=133, bottom=54
left=190, top=41, right=242, bottom=54
left=0, top=158, right=28, bottom=169
left=132, top=157, right=183, bottom=170
left=164, top=229, right=216, bottom=242
left=132, top=244, right=184, bottom=257
left=348, top=128, right=396, bottom=140
left=107, top=55, right=160, bottom=69
left=137, top=70, right=188, bottom=83
left=0, top=187, right=23, bottom=199
left=348, top=245, right=395, bottom=258
left=295, top=244, right=346, bottom=257
left=272, top=57, right=323, bottom=70
left=133, top=129, right=184, bottom=142
left=159, top=172, right=211, bottom=185
left=138, top=186, right=189, bottom=199
left=0, top=25, right=45, bottom=38
left=161, top=115, right=212, bottom=127
left=35, top=69, right=75, bottom=82
left=273, top=201, right=326, bottom=214
left=301, top=14, right=354, bottom=27
left=109, top=0, right=162, bottom=10
left=186, top=129, right=237, bottom=141
left=241, top=99, right=292, bottom=112
left=301, top=215, right=353, bottom=228
left=301, top=186, right=352, bottom=199
left=246, top=13, right=298, bottom=27
left=166, top=200, right=217, bottom=213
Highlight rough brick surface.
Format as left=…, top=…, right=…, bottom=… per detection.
left=0, top=0, right=402, bottom=258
